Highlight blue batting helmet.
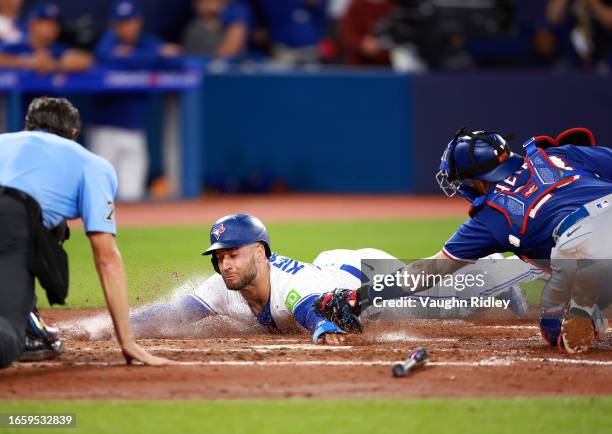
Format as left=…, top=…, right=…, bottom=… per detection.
left=436, top=128, right=524, bottom=201
left=202, top=213, right=272, bottom=273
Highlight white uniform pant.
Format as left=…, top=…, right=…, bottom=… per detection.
left=313, top=249, right=543, bottom=319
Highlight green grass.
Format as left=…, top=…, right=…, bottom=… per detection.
left=2, top=397, right=611, bottom=434
left=45, top=218, right=465, bottom=308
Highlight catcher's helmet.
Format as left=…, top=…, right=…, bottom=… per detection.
left=202, top=213, right=272, bottom=273
left=436, top=128, right=524, bottom=201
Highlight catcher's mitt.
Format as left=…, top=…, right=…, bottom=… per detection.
left=314, top=288, right=363, bottom=333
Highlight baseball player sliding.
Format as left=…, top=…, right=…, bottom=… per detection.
left=94, top=213, right=542, bottom=345
left=316, top=128, right=611, bottom=354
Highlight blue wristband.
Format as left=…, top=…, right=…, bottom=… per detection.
left=312, top=320, right=345, bottom=343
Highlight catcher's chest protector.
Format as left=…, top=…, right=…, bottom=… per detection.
left=485, top=139, right=582, bottom=236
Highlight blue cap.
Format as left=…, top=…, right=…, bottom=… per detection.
left=28, top=2, right=61, bottom=22
left=110, top=0, right=141, bottom=22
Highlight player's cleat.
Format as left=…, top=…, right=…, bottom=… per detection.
left=18, top=308, right=63, bottom=362
left=558, top=302, right=597, bottom=354
left=498, top=286, right=529, bottom=317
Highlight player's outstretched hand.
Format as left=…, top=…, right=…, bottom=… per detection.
left=318, top=332, right=346, bottom=346
left=120, top=341, right=179, bottom=366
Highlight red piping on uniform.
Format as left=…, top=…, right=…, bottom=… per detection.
left=496, top=159, right=534, bottom=196
left=441, top=247, right=475, bottom=264
left=534, top=135, right=557, bottom=148
left=489, top=146, right=579, bottom=234
left=519, top=177, right=576, bottom=234
left=539, top=146, right=564, bottom=167
left=485, top=200, right=513, bottom=227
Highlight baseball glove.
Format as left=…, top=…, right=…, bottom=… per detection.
left=314, top=288, right=363, bottom=333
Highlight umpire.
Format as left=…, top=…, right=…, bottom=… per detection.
left=0, top=97, right=173, bottom=368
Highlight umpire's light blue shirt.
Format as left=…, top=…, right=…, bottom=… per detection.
left=0, top=130, right=118, bottom=234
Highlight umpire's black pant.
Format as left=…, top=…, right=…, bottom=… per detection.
left=0, top=194, right=35, bottom=368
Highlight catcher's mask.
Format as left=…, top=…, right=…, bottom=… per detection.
left=436, top=128, right=524, bottom=202
left=202, top=213, right=272, bottom=273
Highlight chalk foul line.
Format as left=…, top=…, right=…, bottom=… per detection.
left=14, top=356, right=612, bottom=369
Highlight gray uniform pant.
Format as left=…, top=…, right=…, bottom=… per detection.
left=543, top=193, right=612, bottom=311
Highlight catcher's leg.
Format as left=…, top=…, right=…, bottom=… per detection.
left=543, top=202, right=612, bottom=353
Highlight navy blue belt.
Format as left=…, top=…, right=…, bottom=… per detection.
left=554, top=206, right=590, bottom=240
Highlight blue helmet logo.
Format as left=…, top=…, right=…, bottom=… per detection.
left=211, top=223, right=225, bottom=241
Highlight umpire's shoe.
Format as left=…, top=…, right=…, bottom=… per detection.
left=18, top=309, right=63, bottom=362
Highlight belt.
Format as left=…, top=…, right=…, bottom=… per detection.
left=0, top=185, right=31, bottom=204
left=553, top=206, right=589, bottom=241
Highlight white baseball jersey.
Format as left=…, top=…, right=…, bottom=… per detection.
left=189, top=248, right=396, bottom=335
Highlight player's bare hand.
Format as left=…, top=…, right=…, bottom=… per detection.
left=318, top=332, right=346, bottom=346
left=120, top=341, right=178, bottom=366
left=24, top=51, right=57, bottom=74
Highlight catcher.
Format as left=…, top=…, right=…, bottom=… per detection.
left=316, top=128, right=611, bottom=354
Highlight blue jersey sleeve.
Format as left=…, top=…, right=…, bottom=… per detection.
left=78, top=157, right=118, bottom=234
left=94, top=31, right=119, bottom=61
left=293, top=294, right=344, bottom=343
left=0, top=42, right=30, bottom=55
left=552, top=145, right=612, bottom=182
left=443, top=208, right=508, bottom=261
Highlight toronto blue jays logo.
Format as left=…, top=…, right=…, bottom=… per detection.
left=211, top=224, right=225, bottom=240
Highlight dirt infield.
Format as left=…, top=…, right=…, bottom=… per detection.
left=78, top=195, right=468, bottom=228
left=5, top=196, right=609, bottom=400
left=2, top=309, right=611, bottom=400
